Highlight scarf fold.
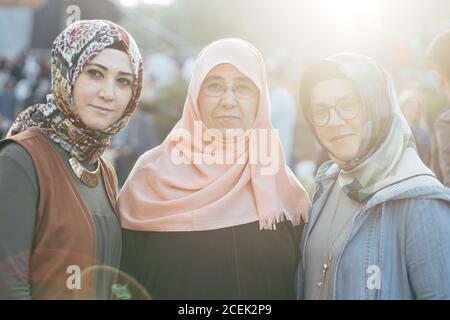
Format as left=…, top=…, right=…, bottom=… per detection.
left=119, top=38, right=310, bottom=231
left=7, top=19, right=143, bottom=164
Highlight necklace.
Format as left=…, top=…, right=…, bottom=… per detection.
left=69, top=157, right=101, bottom=188
left=316, top=191, right=358, bottom=299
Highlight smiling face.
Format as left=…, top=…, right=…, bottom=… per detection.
left=310, top=78, right=364, bottom=161
left=72, top=48, right=134, bottom=131
left=197, top=63, right=259, bottom=137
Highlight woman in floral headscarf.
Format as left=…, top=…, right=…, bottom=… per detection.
left=296, top=53, right=450, bottom=300
left=0, top=20, right=143, bottom=299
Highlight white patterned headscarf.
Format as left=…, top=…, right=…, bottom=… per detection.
left=300, top=53, right=434, bottom=202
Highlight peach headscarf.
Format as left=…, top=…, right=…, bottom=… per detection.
left=118, top=38, right=310, bottom=231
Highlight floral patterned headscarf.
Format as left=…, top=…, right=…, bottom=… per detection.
left=7, top=19, right=144, bottom=164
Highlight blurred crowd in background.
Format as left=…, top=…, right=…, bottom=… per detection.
left=1, top=0, right=450, bottom=194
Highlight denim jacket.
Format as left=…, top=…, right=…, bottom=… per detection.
left=296, top=161, right=450, bottom=300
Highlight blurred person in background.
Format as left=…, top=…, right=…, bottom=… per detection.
left=268, top=59, right=296, bottom=167
left=427, top=30, right=450, bottom=187
left=0, top=58, right=10, bottom=92
left=0, top=78, right=17, bottom=138
left=399, top=88, right=431, bottom=164
left=112, top=105, right=159, bottom=188
left=297, top=53, right=450, bottom=300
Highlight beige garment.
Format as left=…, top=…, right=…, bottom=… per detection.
left=304, top=180, right=363, bottom=300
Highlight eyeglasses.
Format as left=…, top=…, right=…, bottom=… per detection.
left=308, top=99, right=360, bottom=127
left=200, top=80, right=258, bottom=99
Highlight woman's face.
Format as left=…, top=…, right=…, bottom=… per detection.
left=72, top=48, right=133, bottom=131
left=197, top=63, right=259, bottom=137
left=310, top=78, right=364, bottom=161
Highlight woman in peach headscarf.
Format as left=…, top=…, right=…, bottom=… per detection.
left=118, top=38, right=310, bottom=299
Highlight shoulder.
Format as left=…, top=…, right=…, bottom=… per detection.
left=1, top=128, right=63, bottom=169
left=381, top=196, right=450, bottom=235
left=367, top=174, right=450, bottom=224
left=0, top=140, right=38, bottom=190
left=0, top=140, right=35, bottom=171
left=384, top=196, right=449, bottom=213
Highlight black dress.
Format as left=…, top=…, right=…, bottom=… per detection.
left=119, top=220, right=302, bottom=300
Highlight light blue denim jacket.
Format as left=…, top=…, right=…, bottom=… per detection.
left=296, top=161, right=450, bottom=300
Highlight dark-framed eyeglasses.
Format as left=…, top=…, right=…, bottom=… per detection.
left=200, top=80, right=258, bottom=99
left=308, top=100, right=361, bottom=127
